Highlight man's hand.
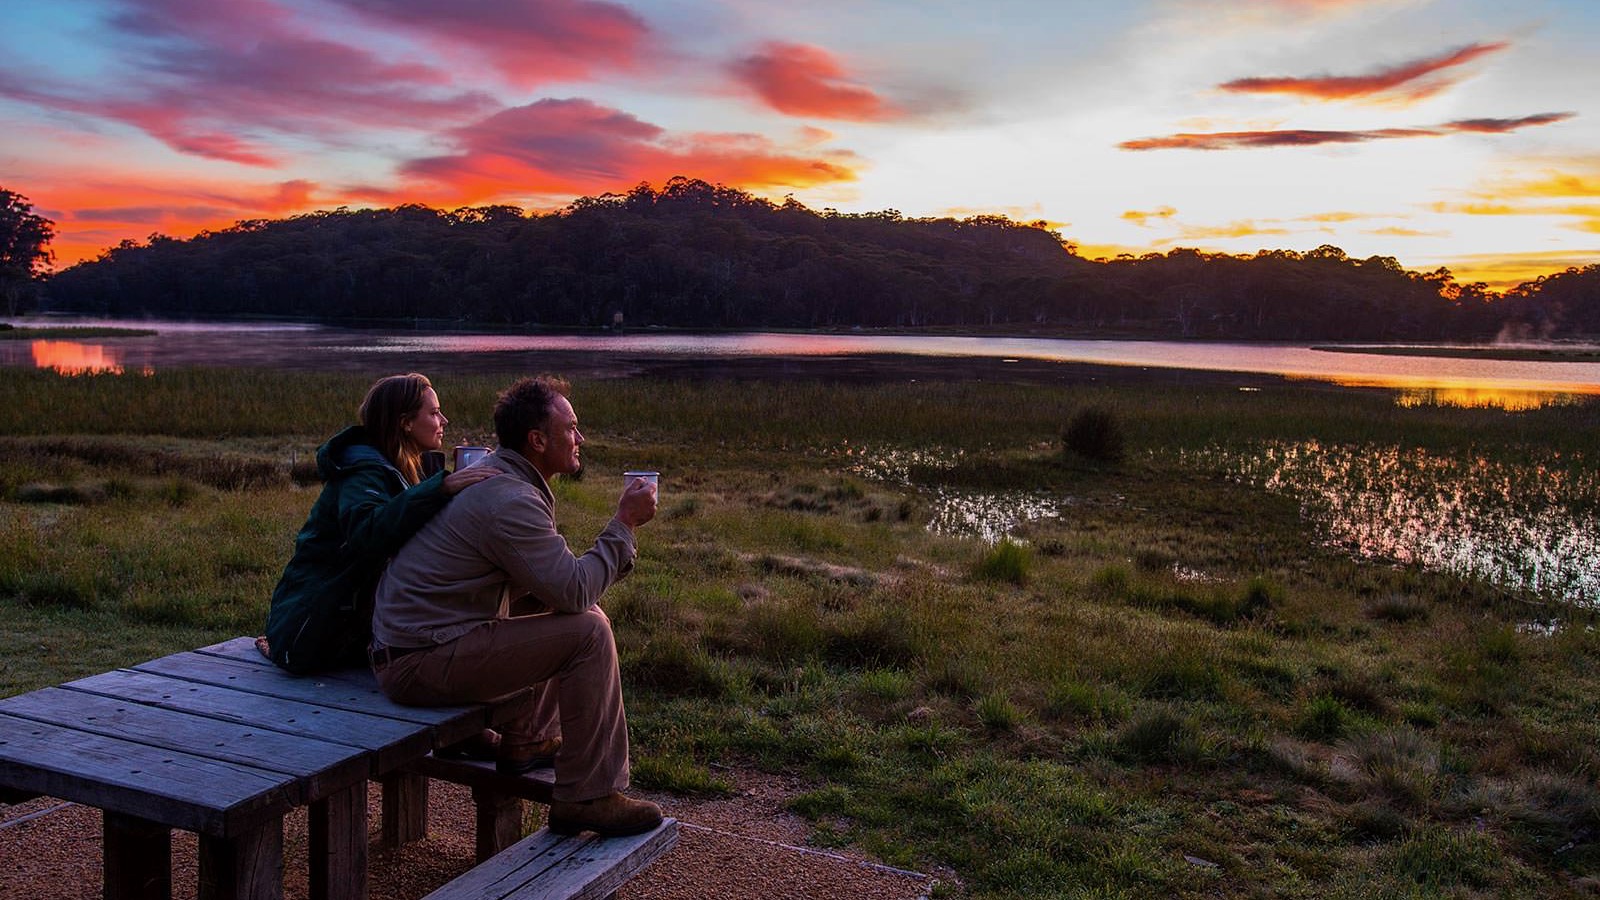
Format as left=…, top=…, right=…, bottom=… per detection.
left=616, top=478, right=657, bottom=529
left=442, top=465, right=500, bottom=496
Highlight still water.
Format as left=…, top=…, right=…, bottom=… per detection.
left=6, top=318, right=1600, bottom=409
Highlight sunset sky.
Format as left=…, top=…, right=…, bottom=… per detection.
left=3, top=0, right=1597, bottom=289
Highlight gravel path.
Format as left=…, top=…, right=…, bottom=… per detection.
left=0, top=769, right=946, bottom=899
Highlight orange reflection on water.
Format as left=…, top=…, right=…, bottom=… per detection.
left=32, top=340, right=124, bottom=375
left=1393, top=387, right=1586, bottom=411
left=1326, top=376, right=1598, bottom=410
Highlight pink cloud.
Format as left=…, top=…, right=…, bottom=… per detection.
left=0, top=0, right=494, bottom=166
left=329, top=0, right=653, bottom=87
left=728, top=42, right=901, bottom=121
left=397, top=98, right=860, bottom=202
left=1119, top=112, right=1573, bottom=150
left=1219, top=42, right=1510, bottom=104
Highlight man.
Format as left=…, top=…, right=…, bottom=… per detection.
left=370, top=374, right=662, bottom=837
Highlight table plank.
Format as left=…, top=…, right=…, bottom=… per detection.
left=64, top=668, right=432, bottom=774
left=0, top=712, right=293, bottom=836
left=0, top=687, right=368, bottom=803
left=135, top=651, right=480, bottom=728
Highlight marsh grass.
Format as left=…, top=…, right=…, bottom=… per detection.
left=4, top=367, right=1600, bottom=897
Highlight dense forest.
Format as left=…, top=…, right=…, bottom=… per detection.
left=39, top=177, right=1600, bottom=340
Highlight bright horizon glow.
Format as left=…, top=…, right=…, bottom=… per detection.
left=3, top=0, right=1596, bottom=292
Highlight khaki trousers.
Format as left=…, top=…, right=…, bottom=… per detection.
left=374, top=607, right=629, bottom=802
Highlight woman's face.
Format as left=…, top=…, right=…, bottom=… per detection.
left=402, top=387, right=447, bottom=453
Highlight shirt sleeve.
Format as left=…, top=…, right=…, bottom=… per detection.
left=485, top=488, right=636, bottom=614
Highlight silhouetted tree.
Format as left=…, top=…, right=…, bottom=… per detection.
left=39, top=180, right=1594, bottom=340
left=1, top=188, right=56, bottom=315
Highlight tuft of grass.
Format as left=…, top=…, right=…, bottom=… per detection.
left=974, top=539, right=1031, bottom=585
left=1386, top=826, right=1507, bottom=890
left=856, top=667, right=913, bottom=702
left=1295, top=694, right=1353, bottom=741
left=1044, top=677, right=1128, bottom=723
left=623, top=636, right=732, bottom=698
left=1115, top=708, right=1192, bottom=763
left=629, top=752, right=733, bottom=794
left=1364, top=592, right=1430, bottom=623
left=975, top=692, right=1023, bottom=732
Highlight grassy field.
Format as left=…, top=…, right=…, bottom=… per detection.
left=2, top=366, right=1599, bottom=898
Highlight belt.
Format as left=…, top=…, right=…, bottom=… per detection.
left=369, top=643, right=431, bottom=667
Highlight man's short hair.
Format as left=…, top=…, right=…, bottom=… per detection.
left=494, top=375, right=572, bottom=453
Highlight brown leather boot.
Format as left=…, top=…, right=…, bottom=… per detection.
left=496, top=736, right=562, bottom=775
left=547, top=792, right=663, bottom=837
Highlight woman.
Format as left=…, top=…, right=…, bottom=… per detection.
left=262, top=373, right=497, bottom=675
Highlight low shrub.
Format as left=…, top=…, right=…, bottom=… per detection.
left=1062, top=406, right=1126, bottom=463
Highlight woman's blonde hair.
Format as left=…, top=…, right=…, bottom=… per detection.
left=358, top=373, right=433, bottom=485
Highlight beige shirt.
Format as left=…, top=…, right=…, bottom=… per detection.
left=371, top=447, right=636, bottom=649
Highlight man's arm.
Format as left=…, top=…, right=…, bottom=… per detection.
left=487, top=490, right=637, bottom=614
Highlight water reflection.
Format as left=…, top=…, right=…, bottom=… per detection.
left=31, top=340, right=127, bottom=375
left=838, top=442, right=1064, bottom=542
left=1185, top=441, right=1599, bottom=606
left=924, top=488, right=1063, bottom=543
left=1332, top=379, right=1587, bottom=410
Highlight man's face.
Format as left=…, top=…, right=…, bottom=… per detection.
left=529, top=395, right=584, bottom=479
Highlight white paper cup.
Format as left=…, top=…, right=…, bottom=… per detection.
left=623, top=470, right=659, bottom=487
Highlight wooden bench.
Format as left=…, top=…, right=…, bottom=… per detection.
left=422, top=819, right=678, bottom=900
left=0, top=637, right=678, bottom=900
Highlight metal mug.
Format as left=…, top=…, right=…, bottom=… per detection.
left=623, top=470, right=659, bottom=487
left=454, top=445, right=491, bottom=471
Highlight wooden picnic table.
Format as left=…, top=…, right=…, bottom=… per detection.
left=0, top=637, right=504, bottom=900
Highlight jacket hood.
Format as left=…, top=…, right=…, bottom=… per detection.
left=315, top=425, right=397, bottom=481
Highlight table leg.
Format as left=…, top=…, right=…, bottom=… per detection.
left=471, top=785, right=524, bottom=863
left=103, top=812, right=171, bottom=900
left=310, top=781, right=367, bottom=900
left=197, top=819, right=283, bottom=900
left=379, top=771, right=428, bottom=847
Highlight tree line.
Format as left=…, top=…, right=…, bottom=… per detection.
left=19, top=178, right=1600, bottom=340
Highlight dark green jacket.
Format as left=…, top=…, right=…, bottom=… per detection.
left=264, top=425, right=448, bottom=674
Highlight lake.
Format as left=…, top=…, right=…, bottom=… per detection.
left=7, top=317, right=1600, bottom=410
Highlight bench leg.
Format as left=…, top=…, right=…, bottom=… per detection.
left=380, top=771, right=428, bottom=847
left=470, top=786, right=524, bottom=863
left=198, top=819, right=283, bottom=900
left=103, top=812, right=171, bottom=900
left=309, top=781, right=367, bottom=900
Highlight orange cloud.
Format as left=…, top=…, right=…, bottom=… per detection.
left=1429, top=161, right=1600, bottom=236
left=1432, top=250, right=1600, bottom=290
left=397, top=98, right=860, bottom=203
left=1119, top=112, right=1573, bottom=150
left=728, top=42, right=901, bottom=121
left=1122, top=206, right=1177, bottom=227
left=1218, top=42, right=1509, bottom=104
left=1172, top=220, right=1292, bottom=241
left=1296, top=211, right=1367, bottom=222
left=27, top=171, right=344, bottom=266
left=1364, top=226, right=1445, bottom=237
